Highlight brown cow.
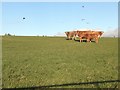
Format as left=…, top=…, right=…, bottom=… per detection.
left=89, top=31, right=104, bottom=42
left=76, top=30, right=92, bottom=42
left=91, top=31, right=104, bottom=38
left=65, top=31, right=77, bottom=40
left=85, top=33, right=99, bottom=43
left=77, top=31, right=103, bottom=43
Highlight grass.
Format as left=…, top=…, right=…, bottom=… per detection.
left=2, top=36, right=118, bottom=88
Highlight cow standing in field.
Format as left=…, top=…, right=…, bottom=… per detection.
left=91, top=31, right=104, bottom=38
left=88, top=31, right=104, bottom=42
left=76, top=31, right=104, bottom=43
left=65, top=31, right=77, bottom=40
left=76, top=31, right=92, bottom=42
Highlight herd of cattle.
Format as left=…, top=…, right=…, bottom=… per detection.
left=65, top=30, right=104, bottom=43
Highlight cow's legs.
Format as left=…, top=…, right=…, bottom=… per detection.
left=72, top=36, right=75, bottom=40
left=68, top=36, right=71, bottom=40
left=95, top=38, right=98, bottom=43
left=79, top=37, right=82, bottom=42
left=90, top=39, right=92, bottom=42
left=86, top=38, right=90, bottom=42
left=73, top=35, right=76, bottom=40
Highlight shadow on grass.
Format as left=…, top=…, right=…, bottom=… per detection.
left=74, top=39, right=96, bottom=43
left=74, top=39, right=80, bottom=42
left=2, top=80, right=120, bottom=90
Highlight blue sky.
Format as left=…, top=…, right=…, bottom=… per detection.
left=2, top=2, right=118, bottom=36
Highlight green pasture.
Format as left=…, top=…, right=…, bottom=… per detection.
left=2, top=36, right=118, bottom=88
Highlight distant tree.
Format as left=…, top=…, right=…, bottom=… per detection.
left=8, top=33, right=12, bottom=36
left=4, top=33, right=12, bottom=36
left=5, top=33, right=7, bottom=36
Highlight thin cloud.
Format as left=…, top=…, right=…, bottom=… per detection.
left=55, top=32, right=66, bottom=37
left=102, top=28, right=118, bottom=37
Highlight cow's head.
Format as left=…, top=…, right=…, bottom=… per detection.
left=99, top=31, right=104, bottom=36
left=97, top=31, right=104, bottom=38
left=65, top=32, right=69, bottom=36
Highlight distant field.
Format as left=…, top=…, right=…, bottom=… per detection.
left=2, top=36, right=118, bottom=88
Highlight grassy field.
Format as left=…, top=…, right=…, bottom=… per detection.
left=2, top=36, right=118, bottom=88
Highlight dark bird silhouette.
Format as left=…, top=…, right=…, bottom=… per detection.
left=82, top=6, right=84, bottom=8
left=23, top=17, right=25, bottom=19
left=86, top=22, right=90, bottom=24
left=81, top=19, right=85, bottom=21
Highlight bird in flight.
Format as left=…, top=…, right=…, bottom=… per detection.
left=86, top=22, right=90, bottom=24
left=81, top=19, right=85, bottom=21
left=23, top=17, right=25, bottom=19
left=82, top=6, right=84, bottom=8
